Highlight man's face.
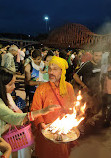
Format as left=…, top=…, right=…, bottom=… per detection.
left=48, top=63, right=62, bottom=83
left=11, top=49, right=18, bottom=56
left=93, top=52, right=102, bottom=64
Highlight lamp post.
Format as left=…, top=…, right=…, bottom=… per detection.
left=44, top=16, right=49, bottom=33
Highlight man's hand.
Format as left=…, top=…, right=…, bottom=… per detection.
left=31, top=105, right=61, bottom=121
left=42, top=105, right=61, bottom=115
left=86, top=118, right=95, bottom=126
left=82, top=85, right=89, bottom=92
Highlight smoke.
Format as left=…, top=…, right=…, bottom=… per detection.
left=96, top=21, right=111, bottom=35
left=84, top=21, right=111, bottom=52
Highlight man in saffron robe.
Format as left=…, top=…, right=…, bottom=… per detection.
left=31, top=56, right=75, bottom=158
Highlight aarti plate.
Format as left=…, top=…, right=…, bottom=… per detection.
left=41, top=124, right=80, bottom=143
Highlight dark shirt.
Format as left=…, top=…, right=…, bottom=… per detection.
left=76, top=61, right=101, bottom=95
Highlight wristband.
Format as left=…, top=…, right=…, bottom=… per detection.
left=1, top=155, right=7, bottom=158
left=28, top=112, right=34, bottom=121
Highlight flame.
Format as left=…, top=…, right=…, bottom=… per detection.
left=47, top=91, right=86, bottom=134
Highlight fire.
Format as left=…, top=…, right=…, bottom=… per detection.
left=47, top=91, right=86, bottom=135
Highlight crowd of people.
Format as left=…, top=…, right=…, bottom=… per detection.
left=0, top=43, right=111, bottom=158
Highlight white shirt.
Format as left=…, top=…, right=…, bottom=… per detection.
left=19, top=51, right=25, bottom=61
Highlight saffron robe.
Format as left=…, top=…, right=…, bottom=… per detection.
left=31, top=81, right=75, bottom=158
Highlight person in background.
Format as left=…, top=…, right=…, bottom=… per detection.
left=0, top=137, right=12, bottom=158
left=73, top=50, right=83, bottom=72
left=41, top=48, right=48, bottom=61
left=102, top=53, right=111, bottom=126
left=73, top=50, right=102, bottom=127
left=31, top=56, right=75, bottom=158
left=0, top=45, right=10, bottom=54
left=18, top=48, right=26, bottom=74
left=0, top=67, right=60, bottom=158
left=1, top=45, right=19, bottom=72
left=66, top=52, right=76, bottom=82
left=25, top=49, right=30, bottom=60
left=101, top=51, right=109, bottom=67
left=59, top=49, right=67, bottom=60
left=40, top=51, right=54, bottom=82
left=24, top=49, right=44, bottom=106
left=81, top=51, right=92, bottom=64
left=67, top=49, right=73, bottom=65
left=0, top=45, right=10, bottom=67
left=53, top=49, right=59, bottom=57
left=73, top=50, right=102, bottom=96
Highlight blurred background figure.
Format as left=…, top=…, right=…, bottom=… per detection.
left=41, top=47, right=48, bottom=61
left=102, top=53, right=111, bottom=126
left=1, top=45, right=19, bottom=72
left=40, top=50, right=54, bottom=82
left=0, top=137, right=12, bottom=158
left=81, top=51, right=92, bottom=64
left=0, top=45, right=10, bottom=66
left=24, top=49, right=44, bottom=107
left=18, top=48, right=26, bottom=74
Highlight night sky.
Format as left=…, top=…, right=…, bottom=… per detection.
left=0, top=0, right=111, bottom=35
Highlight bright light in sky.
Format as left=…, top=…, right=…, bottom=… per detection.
left=44, top=16, right=49, bottom=20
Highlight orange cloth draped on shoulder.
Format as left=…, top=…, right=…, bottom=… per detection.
left=31, top=81, right=75, bottom=158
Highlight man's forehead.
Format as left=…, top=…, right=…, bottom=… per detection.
left=49, top=63, right=60, bottom=68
